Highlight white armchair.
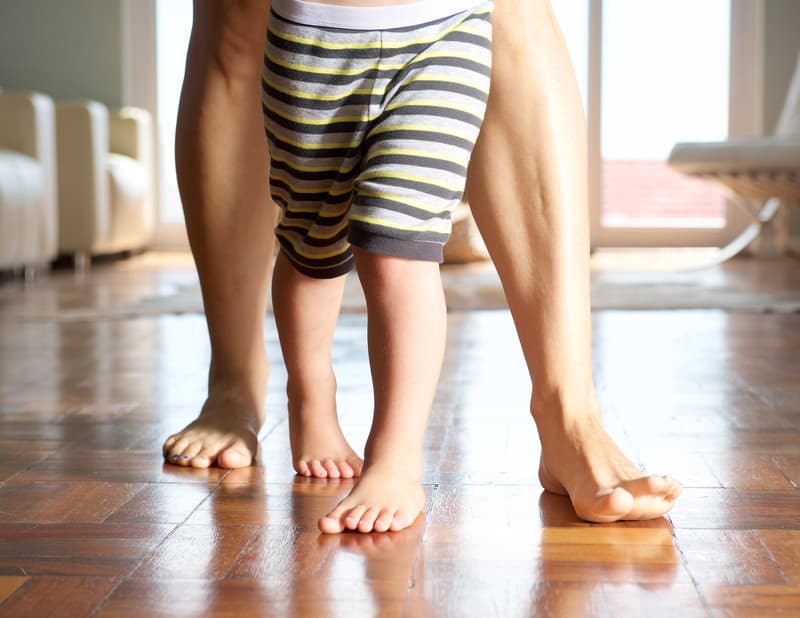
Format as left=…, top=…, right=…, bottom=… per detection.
left=56, top=101, right=154, bottom=267
left=668, top=51, right=800, bottom=258
left=0, top=90, right=58, bottom=274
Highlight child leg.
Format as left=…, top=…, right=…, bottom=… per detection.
left=272, top=251, right=364, bottom=479
left=318, top=248, right=446, bottom=533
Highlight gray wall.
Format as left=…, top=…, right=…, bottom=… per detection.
left=762, top=0, right=800, bottom=133
left=0, top=0, right=125, bottom=107
left=763, top=1, right=800, bottom=242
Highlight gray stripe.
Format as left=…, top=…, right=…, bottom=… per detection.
left=264, top=3, right=491, bottom=278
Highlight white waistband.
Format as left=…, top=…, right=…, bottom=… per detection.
left=271, top=0, right=487, bottom=30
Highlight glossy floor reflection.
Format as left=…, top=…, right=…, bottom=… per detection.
left=0, top=253, right=799, bottom=617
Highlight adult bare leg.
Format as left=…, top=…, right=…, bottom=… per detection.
left=163, top=0, right=277, bottom=469
left=466, top=0, right=681, bottom=521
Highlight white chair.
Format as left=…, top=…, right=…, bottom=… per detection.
left=56, top=101, right=154, bottom=268
left=0, top=90, right=58, bottom=276
left=668, top=51, right=800, bottom=259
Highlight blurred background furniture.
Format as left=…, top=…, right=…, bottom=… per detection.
left=0, top=90, right=58, bottom=276
left=56, top=101, right=154, bottom=269
left=668, top=51, right=800, bottom=260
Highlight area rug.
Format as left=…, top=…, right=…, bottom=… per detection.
left=16, top=260, right=800, bottom=322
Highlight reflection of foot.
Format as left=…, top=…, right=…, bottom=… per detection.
left=318, top=462, right=425, bottom=534
left=317, top=517, right=423, bottom=554
left=535, top=399, right=682, bottom=522
left=537, top=493, right=681, bottom=588
left=288, top=372, right=364, bottom=479
left=163, top=383, right=264, bottom=469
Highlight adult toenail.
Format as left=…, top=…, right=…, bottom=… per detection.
left=171, top=454, right=180, bottom=460
left=182, top=455, right=189, bottom=459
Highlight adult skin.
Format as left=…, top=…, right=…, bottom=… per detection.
left=464, top=0, right=680, bottom=521
left=163, top=0, right=681, bottom=523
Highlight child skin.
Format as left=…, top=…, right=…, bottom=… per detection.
left=273, top=248, right=446, bottom=532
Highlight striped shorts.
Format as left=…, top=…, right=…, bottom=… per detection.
left=262, top=3, right=493, bottom=278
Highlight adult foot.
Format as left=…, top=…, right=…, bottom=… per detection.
left=288, top=373, right=363, bottom=479
left=318, top=461, right=425, bottom=534
left=163, top=384, right=265, bottom=469
left=535, top=397, right=682, bottom=523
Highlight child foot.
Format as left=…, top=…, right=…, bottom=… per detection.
left=163, top=385, right=264, bottom=469
left=535, top=399, right=682, bottom=522
left=290, top=412, right=364, bottom=479
left=318, top=462, right=425, bottom=534
left=288, top=375, right=363, bottom=479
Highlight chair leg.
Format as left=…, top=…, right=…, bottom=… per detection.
left=23, top=264, right=36, bottom=285
left=747, top=199, right=788, bottom=257
left=715, top=198, right=784, bottom=262
left=74, top=251, right=91, bottom=273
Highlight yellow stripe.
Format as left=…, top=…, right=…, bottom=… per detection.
left=397, top=73, right=490, bottom=96
left=277, top=230, right=351, bottom=260
left=349, top=213, right=449, bottom=235
left=408, top=50, right=491, bottom=71
left=264, top=79, right=374, bottom=102
left=384, top=99, right=484, bottom=121
left=263, top=71, right=489, bottom=106
left=364, top=148, right=467, bottom=168
left=266, top=52, right=402, bottom=76
left=278, top=217, right=312, bottom=231
left=356, top=189, right=452, bottom=215
left=368, top=123, right=476, bottom=145
left=270, top=152, right=359, bottom=174
left=266, top=49, right=489, bottom=78
left=267, top=125, right=357, bottom=150
left=264, top=101, right=376, bottom=126
left=309, top=224, right=350, bottom=240
left=358, top=170, right=464, bottom=193
left=279, top=217, right=350, bottom=241
left=271, top=170, right=352, bottom=197
left=266, top=97, right=482, bottom=129
left=271, top=187, right=352, bottom=216
left=268, top=9, right=491, bottom=52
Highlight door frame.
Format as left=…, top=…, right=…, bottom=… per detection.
left=587, top=0, right=765, bottom=249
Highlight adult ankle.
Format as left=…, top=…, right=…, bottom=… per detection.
left=530, top=387, right=602, bottom=429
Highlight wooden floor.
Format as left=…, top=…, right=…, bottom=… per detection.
left=0, top=253, right=799, bottom=617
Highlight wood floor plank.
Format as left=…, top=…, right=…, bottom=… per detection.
left=104, top=482, right=216, bottom=525
left=0, top=576, right=118, bottom=617
left=705, top=585, right=800, bottom=617
left=10, top=450, right=228, bottom=484
left=602, top=583, right=708, bottom=618
left=132, top=524, right=258, bottom=580
left=0, top=576, right=28, bottom=605
left=674, top=529, right=788, bottom=587
left=184, top=481, right=332, bottom=527
left=756, top=530, right=800, bottom=584
left=0, top=449, right=56, bottom=484
left=668, top=488, right=800, bottom=529
left=2, top=253, right=800, bottom=615
left=97, top=578, right=407, bottom=617
left=770, top=455, right=800, bottom=488
left=0, top=524, right=174, bottom=577
left=702, top=453, right=794, bottom=490
left=407, top=579, right=609, bottom=618
left=0, top=481, right=142, bottom=524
